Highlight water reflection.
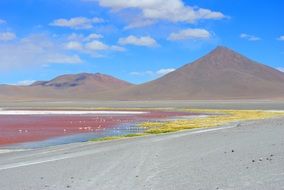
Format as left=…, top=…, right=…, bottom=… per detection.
left=8, top=123, right=144, bottom=149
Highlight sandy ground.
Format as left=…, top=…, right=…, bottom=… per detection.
left=0, top=117, right=284, bottom=190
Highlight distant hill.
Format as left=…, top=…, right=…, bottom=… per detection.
left=112, top=46, right=284, bottom=100
left=31, top=73, right=132, bottom=91
left=0, top=73, right=133, bottom=100
left=1, top=46, right=284, bottom=101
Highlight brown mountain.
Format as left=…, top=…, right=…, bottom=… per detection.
left=31, top=73, right=132, bottom=90
left=112, top=46, right=284, bottom=100
left=1, top=46, right=284, bottom=101
left=0, top=73, right=133, bottom=100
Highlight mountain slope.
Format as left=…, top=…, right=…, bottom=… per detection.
left=113, top=46, right=284, bottom=100
left=0, top=73, right=133, bottom=100
left=31, top=73, right=132, bottom=91
left=1, top=46, right=284, bottom=100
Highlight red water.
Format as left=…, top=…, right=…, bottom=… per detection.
left=0, top=111, right=194, bottom=146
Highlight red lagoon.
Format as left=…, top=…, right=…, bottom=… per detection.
left=0, top=110, right=194, bottom=146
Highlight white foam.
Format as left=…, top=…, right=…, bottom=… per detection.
left=0, top=110, right=147, bottom=116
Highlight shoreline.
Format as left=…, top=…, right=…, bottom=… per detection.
left=0, top=110, right=147, bottom=115
left=0, top=109, right=195, bottom=148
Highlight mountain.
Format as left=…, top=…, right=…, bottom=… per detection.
left=0, top=73, right=133, bottom=100
left=31, top=73, right=132, bottom=91
left=112, top=46, right=284, bottom=100
left=1, top=46, right=284, bottom=101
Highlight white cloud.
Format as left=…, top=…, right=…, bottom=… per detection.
left=0, top=32, right=125, bottom=71
left=50, top=17, right=104, bottom=29
left=46, top=54, right=82, bottom=64
left=118, top=35, right=157, bottom=47
left=0, top=32, right=16, bottom=41
left=168, top=28, right=210, bottom=41
left=65, top=38, right=125, bottom=55
left=130, top=68, right=176, bottom=77
left=67, top=33, right=103, bottom=42
left=277, top=67, right=284, bottom=72
left=67, top=33, right=85, bottom=41
left=0, top=34, right=83, bottom=71
left=0, top=19, right=6, bottom=24
left=85, top=41, right=125, bottom=52
left=65, top=41, right=84, bottom=50
left=130, top=70, right=154, bottom=76
left=156, top=68, right=176, bottom=75
left=85, top=33, right=103, bottom=40
left=85, top=40, right=109, bottom=51
left=65, top=33, right=114, bottom=54
left=110, top=45, right=126, bottom=52
left=124, top=19, right=156, bottom=29
left=278, top=35, right=284, bottom=41
left=16, top=80, right=36, bottom=86
left=94, top=0, right=225, bottom=28
left=240, top=33, right=261, bottom=41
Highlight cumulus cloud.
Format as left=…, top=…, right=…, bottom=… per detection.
left=130, top=68, right=176, bottom=77
left=85, top=33, right=103, bottom=40
left=85, top=40, right=109, bottom=51
left=65, top=37, right=125, bottom=56
left=67, top=33, right=103, bottom=42
left=278, top=35, right=284, bottom=41
left=50, top=17, right=104, bottom=29
left=0, top=34, right=82, bottom=71
left=168, top=28, right=211, bottom=41
left=0, top=19, right=6, bottom=24
left=240, top=33, right=261, bottom=41
left=92, top=0, right=225, bottom=28
left=118, top=35, right=158, bottom=47
left=0, top=32, right=16, bottom=41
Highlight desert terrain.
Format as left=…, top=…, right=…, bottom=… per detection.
left=0, top=101, right=284, bottom=190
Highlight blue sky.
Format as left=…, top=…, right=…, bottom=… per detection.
left=0, top=0, right=283, bottom=85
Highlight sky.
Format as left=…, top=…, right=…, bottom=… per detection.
left=0, top=0, right=283, bottom=85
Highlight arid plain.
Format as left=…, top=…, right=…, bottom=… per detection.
left=1, top=100, right=284, bottom=190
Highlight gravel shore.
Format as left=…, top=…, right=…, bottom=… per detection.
left=0, top=117, right=284, bottom=190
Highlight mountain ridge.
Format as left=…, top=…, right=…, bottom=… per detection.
left=1, top=46, right=284, bottom=100
left=110, top=46, right=284, bottom=100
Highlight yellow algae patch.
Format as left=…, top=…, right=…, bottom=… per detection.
left=141, top=109, right=284, bottom=134
left=90, top=133, right=145, bottom=142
